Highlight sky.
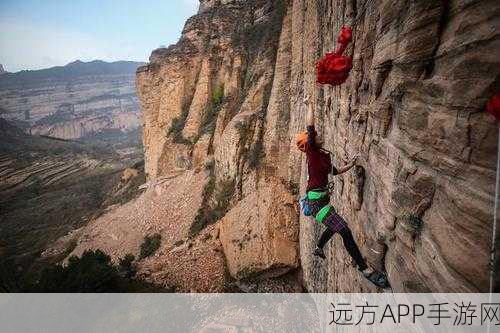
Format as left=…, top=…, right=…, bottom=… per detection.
left=0, top=0, right=199, bottom=72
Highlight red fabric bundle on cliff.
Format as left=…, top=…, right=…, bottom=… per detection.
left=337, top=26, right=352, bottom=47
left=486, top=94, right=500, bottom=122
left=316, top=26, right=353, bottom=86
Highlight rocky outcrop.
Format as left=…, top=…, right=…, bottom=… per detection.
left=52, top=170, right=230, bottom=292
left=0, top=64, right=6, bottom=75
left=0, top=60, right=144, bottom=140
left=295, top=0, right=499, bottom=293
left=219, top=177, right=299, bottom=280
left=133, top=0, right=499, bottom=292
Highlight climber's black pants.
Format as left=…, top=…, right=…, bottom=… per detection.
left=317, top=227, right=368, bottom=271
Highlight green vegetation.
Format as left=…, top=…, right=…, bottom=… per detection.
left=0, top=169, right=130, bottom=267
left=403, top=213, right=424, bottom=234
left=35, top=250, right=124, bottom=292
left=190, top=167, right=216, bottom=237
left=190, top=164, right=235, bottom=237
left=212, top=85, right=224, bottom=107
left=118, top=254, right=137, bottom=278
left=0, top=250, right=169, bottom=292
left=234, top=121, right=249, bottom=136
left=139, top=233, right=162, bottom=259
left=167, top=85, right=225, bottom=146
left=0, top=112, right=147, bottom=293
left=234, top=119, right=266, bottom=170
left=167, top=107, right=192, bottom=145
left=247, top=138, right=265, bottom=169
left=200, top=85, right=225, bottom=136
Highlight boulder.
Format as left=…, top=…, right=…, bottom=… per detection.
left=219, top=177, right=299, bottom=280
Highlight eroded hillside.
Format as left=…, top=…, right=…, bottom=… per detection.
left=54, top=0, right=499, bottom=292
left=0, top=119, right=145, bottom=279
left=0, top=60, right=144, bottom=142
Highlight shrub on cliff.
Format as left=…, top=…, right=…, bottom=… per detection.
left=247, top=138, right=265, bottom=169
left=406, top=213, right=423, bottom=233
left=34, top=250, right=119, bottom=292
left=118, top=253, right=137, bottom=278
left=24, top=250, right=145, bottom=292
left=167, top=108, right=191, bottom=145
left=139, top=233, right=162, bottom=259
left=0, top=250, right=171, bottom=292
left=190, top=167, right=235, bottom=237
left=200, top=85, right=225, bottom=135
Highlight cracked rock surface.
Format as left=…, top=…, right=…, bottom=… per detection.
left=62, top=0, right=500, bottom=292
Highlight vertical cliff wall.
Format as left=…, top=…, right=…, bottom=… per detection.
left=137, top=0, right=499, bottom=292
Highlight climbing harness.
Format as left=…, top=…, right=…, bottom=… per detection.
left=299, top=195, right=312, bottom=216
left=300, top=187, right=335, bottom=223
left=299, top=189, right=328, bottom=218
left=307, top=188, right=329, bottom=200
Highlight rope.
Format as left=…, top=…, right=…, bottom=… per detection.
left=490, top=127, right=500, bottom=292
left=487, top=126, right=499, bottom=333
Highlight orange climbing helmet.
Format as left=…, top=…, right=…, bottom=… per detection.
left=296, top=132, right=308, bottom=152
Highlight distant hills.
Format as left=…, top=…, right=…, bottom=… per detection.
left=0, top=59, right=145, bottom=141
left=0, top=60, right=145, bottom=89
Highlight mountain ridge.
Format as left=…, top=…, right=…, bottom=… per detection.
left=0, top=60, right=146, bottom=89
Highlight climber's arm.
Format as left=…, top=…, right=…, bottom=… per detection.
left=332, top=155, right=357, bottom=175
left=305, top=95, right=314, bottom=127
left=304, top=94, right=318, bottom=148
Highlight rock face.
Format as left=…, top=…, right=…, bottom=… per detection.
left=133, top=0, right=499, bottom=292
left=219, top=177, right=299, bottom=280
left=0, top=64, right=6, bottom=75
left=0, top=60, right=144, bottom=140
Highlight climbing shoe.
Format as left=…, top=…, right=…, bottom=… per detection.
left=362, top=269, right=390, bottom=289
left=313, top=247, right=326, bottom=259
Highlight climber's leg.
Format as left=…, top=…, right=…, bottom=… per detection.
left=318, top=228, right=334, bottom=249
left=313, top=207, right=349, bottom=260
left=337, top=227, right=390, bottom=288
left=313, top=228, right=334, bottom=259
left=338, top=227, right=368, bottom=271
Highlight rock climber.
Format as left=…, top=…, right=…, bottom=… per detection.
left=297, top=95, right=389, bottom=289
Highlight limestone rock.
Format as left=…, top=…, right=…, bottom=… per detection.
left=133, top=0, right=499, bottom=292
left=121, top=168, right=139, bottom=183
left=219, top=177, right=299, bottom=280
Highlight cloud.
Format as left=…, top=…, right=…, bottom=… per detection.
left=0, top=18, right=133, bottom=72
